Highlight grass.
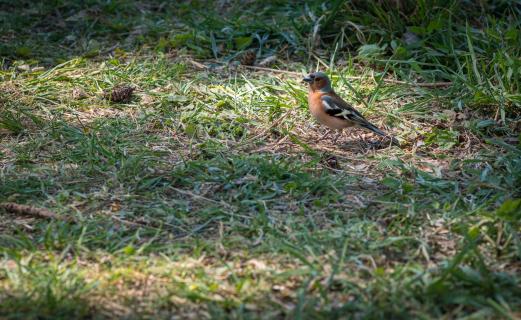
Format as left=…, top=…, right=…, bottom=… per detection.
left=1, top=0, right=520, bottom=319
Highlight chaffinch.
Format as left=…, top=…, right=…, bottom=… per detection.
left=303, top=72, right=399, bottom=146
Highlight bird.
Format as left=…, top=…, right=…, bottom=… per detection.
left=303, top=71, right=399, bottom=146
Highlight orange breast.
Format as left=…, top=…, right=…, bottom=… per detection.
left=308, top=91, right=352, bottom=130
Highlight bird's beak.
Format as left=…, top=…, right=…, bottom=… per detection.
left=303, top=76, right=313, bottom=83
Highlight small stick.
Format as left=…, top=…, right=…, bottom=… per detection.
left=187, top=59, right=208, bottom=70
left=384, top=79, right=452, bottom=87
left=242, top=65, right=452, bottom=87
left=0, top=202, right=72, bottom=222
left=110, top=215, right=164, bottom=231
left=243, top=65, right=302, bottom=76
left=188, top=58, right=452, bottom=87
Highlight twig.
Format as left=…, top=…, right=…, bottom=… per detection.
left=100, top=43, right=120, bottom=55
left=242, top=65, right=302, bottom=76
left=0, top=202, right=72, bottom=222
left=244, top=65, right=452, bottom=87
left=383, top=79, right=452, bottom=87
left=186, top=56, right=452, bottom=92
left=187, top=60, right=452, bottom=87
left=187, top=59, right=208, bottom=70
left=110, top=214, right=190, bottom=236
left=110, top=215, right=163, bottom=231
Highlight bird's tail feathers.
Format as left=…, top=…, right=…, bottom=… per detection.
left=361, top=122, right=400, bottom=147
left=361, top=122, right=386, bottom=137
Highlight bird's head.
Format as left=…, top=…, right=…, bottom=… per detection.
left=303, top=72, right=332, bottom=93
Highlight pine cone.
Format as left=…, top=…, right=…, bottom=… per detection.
left=240, top=50, right=256, bottom=66
left=321, top=155, right=340, bottom=170
left=104, top=85, right=134, bottom=103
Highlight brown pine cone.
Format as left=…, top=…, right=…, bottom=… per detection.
left=104, top=85, right=134, bottom=103
left=240, top=50, right=256, bottom=66
left=321, top=155, right=340, bottom=170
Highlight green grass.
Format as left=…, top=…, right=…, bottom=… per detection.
left=1, top=0, right=520, bottom=319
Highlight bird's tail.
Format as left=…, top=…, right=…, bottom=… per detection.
left=361, top=122, right=386, bottom=137
left=361, top=122, right=400, bottom=147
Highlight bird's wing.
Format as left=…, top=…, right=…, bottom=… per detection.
left=321, top=95, right=386, bottom=136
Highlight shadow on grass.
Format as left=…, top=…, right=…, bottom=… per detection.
left=0, top=109, right=364, bottom=254
left=1, top=1, right=179, bottom=64
left=1, top=295, right=95, bottom=320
